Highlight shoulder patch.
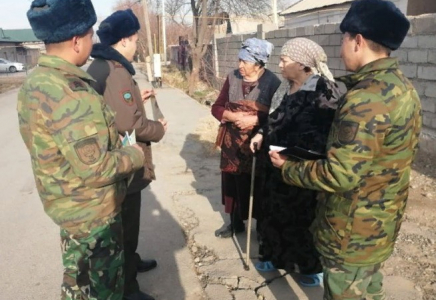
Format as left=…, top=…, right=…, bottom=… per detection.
left=67, top=78, right=88, bottom=92
left=74, top=137, right=101, bottom=165
left=337, top=120, right=359, bottom=145
left=120, top=90, right=134, bottom=106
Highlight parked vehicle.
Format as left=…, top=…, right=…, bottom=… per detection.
left=0, top=58, right=25, bottom=73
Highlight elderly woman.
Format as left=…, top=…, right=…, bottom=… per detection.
left=250, top=38, right=341, bottom=286
left=212, top=38, right=281, bottom=238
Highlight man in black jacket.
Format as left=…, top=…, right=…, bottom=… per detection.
left=87, top=9, right=167, bottom=300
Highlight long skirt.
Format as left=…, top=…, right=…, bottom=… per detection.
left=221, top=172, right=263, bottom=221
left=258, top=165, right=322, bottom=275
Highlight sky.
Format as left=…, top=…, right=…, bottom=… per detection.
left=0, top=0, right=120, bottom=29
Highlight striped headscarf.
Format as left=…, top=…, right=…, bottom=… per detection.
left=281, top=38, right=335, bottom=82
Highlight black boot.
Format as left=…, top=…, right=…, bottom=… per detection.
left=137, top=259, right=157, bottom=273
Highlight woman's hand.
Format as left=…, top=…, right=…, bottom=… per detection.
left=235, top=115, right=258, bottom=130
left=250, top=133, right=263, bottom=153
left=269, top=151, right=287, bottom=169
left=222, top=111, right=245, bottom=123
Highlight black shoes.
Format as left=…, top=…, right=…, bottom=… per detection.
left=124, top=290, right=155, bottom=300
left=137, top=259, right=157, bottom=273
left=123, top=258, right=157, bottom=300
left=215, top=223, right=245, bottom=238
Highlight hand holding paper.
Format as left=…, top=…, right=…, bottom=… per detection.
left=122, top=130, right=137, bottom=146
left=269, top=145, right=326, bottom=160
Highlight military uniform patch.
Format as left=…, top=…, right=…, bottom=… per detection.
left=67, top=78, right=88, bottom=92
left=74, top=137, right=101, bottom=165
left=337, top=120, right=359, bottom=145
left=121, top=90, right=134, bottom=105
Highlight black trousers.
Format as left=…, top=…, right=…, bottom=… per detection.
left=122, top=191, right=142, bottom=295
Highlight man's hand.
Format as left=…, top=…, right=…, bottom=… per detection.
left=131, top=143, right=142, bottom=152
left=269, top=151, right=287, bottom=169
left=141, top=89, right=156, bottom=103
left=250, top=133, right=263, bottom=153
left=159, top=118, right=168, bottom=132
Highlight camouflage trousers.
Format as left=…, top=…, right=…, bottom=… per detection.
left=321, top=257, right=386, bottom=300
left=60, top=214, right=124, bottom=300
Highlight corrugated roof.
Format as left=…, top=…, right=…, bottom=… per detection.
left=0, top=38, right=20, bottom=43
left=279, top=0, right=303, bottom=13
left=281, top=0, right=352, bottom=15
left=0, top=29, right=40, bottom=42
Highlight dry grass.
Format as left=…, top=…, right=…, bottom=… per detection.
left=191, top=116, right=221, bottom=157
left=161, top=65, right=219, bottom=105
left=162, top=65, right=190, bottom=91
left=0, top=77, right=25, bottom=94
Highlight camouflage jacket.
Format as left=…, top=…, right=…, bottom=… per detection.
left=17, top=55, right=145, bottom=235
left=281, top=58, right=422, bottom=266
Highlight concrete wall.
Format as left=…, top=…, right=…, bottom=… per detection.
left=213, top=13, right=436, bottom=155
left=408, top=0, right=436, bottom=16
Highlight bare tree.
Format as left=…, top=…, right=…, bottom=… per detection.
left=164, top=0, right=273, bottom=95
left=110, top=0, right=274, bottom=93
left=112, top=0, right=161, bottom=61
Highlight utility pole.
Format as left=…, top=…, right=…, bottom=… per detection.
left=162, top=0, right=167, bottom=64
left=141, top=0, right=154, bottom=81
left=272, top=0, right=278, bottom=27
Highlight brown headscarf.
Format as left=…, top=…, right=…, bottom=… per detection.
left=281, top=38, right=335, bottom=82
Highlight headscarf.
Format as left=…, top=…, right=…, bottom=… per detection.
left=281, top=38, right=335, bottom=82
left=238, top=38, right=273, bottom=66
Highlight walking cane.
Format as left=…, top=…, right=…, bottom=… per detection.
left=245, top=142, right=258, bottom=271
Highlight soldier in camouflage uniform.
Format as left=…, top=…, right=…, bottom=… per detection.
left=269, top=0, right=422, bottom=299
left=17, top=1, right=145, bottom=299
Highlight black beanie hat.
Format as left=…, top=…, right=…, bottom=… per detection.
left=97, top=9, right=140, bottom=46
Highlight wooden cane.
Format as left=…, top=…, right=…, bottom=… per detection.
left=245, top=142, right=258, bottom=270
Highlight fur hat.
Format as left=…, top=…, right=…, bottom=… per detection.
left=97, top=9, right=140, bottom=46
left=340, top=0, right=410, bottom=50
left=27, top=0, right=96, bottom=44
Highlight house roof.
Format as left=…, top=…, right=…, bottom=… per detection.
left=280, top=0, right=352, bottom=15
left=2, top=29, right=40, bottom=42
left=0, top=28, right=40, bottom=43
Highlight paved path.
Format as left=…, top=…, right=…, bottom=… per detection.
left=0, top=67, right=420, bottom=300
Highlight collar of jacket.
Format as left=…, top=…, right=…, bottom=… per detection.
left=91, top=43, right=136, bottom=75
left=38, top=54, right=95, bottom=81
left=336, top=57, right=399, bottom=90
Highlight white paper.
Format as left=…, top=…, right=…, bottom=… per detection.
left=269, top=145, right=286, bottom=152
left=130, top=129, right=136, bottom=144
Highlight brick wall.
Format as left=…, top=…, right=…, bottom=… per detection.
left=213, top=13, right=436, bottom=155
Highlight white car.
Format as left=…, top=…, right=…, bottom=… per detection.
left=0, top=58, right=25, bottom=73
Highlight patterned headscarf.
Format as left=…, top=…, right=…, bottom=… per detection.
left=281, top=38, right=335, bottom=82
left=238, top=38, right=274, bottom=66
